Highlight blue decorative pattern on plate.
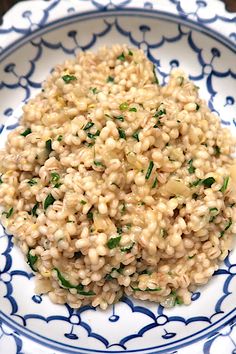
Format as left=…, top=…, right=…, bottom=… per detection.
left=0, top=1, right=235, bottom=353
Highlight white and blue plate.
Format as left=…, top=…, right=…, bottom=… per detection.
left=0, top=1, right=236, bottom=353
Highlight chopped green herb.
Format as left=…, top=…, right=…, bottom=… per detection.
left=27, top=250, right=38, bottom=272
left=131, top=286, right=162, bottom=292
left=192, top=193, right=198, bottom=200
left=214, top=145, right=221, bottom=157
left=2, top=207, right=14, bottom=219
left=0, top=175, right=3, bottom=184
left=117, top=52, right=125, bottom=61
left=132, top=131, right=139, bottom=142
left=105, top=273, right=114, bottom=281
left=117, top=226, right=123, bottom=235
left=189, top=179, right=202, bottom=187
left=31, top=202, right=39, bottom=217
left=195, top=103, right=200, bottom=111
left=83, top=122, right=94, bottom=131
left=87, top=211, right=93, bottom=220
left=145, top=161, right=154, bottom=180
left=107, top=76, right=114, bottom=83
left=87, top=130, right=100, bottom=139
left=80, top=200, right=87, bottom=205
left=188, top=159, right=196, bottom=174
left=119, top=102, right=129, bottom=111
left=54, top=268, right=95, bottom=296
left=121, top=203, right=126, bottom=214
left=188, top=255, right=195, bottom=259
left=230, top=203, right=235, bottom=208
left=152, top=64, right=159, bottom=84
left=202, top=177, right=215, bottom=188
left=54, top=183, right=62, bottom=188
left=45, top=139, right=52, bottom=153
left=209, top=207, right=218, bottom=213
left=152, top=177, right=158, bottom=188
left=126, top=223, right=132, bottom=230
left=129, top=107, right=137, bottom=112
left=57, top=135, right=63, bottom=142
left=107, top=236, right=121, bottom=249
left=175, top=296, right=184, bottom=305
left=115, top=115, right=124, bottom=122
left=27, top=179, right=37, bottom=186
left=220, top=176, right=229, bottom=193
left=44, top=193, right=55, bottom=210
left=94, top=160, right=104, bottom=167
left=21, top=128, right=32, bottom=137
left=160, top=228, right=167, bottom=238
left=220, top=218, right=232, bottom=237
left=120, top=242, right=135, bottom=253
left=154, top=108, right=166, bottom=117
left=153, top=119, right=162, bottom=128
left=62, top=74, right=77, bottom=83
left=177, top=76, right=184, bottom=86
left=128, top=49, right=133, bottom=56
left=90, top=87, right=98, bottom=94
left=140, top=270, right=152, bottom=275
left=118, top=128, right=126, bottom=139
left=51, top=172, right=60, bottom=183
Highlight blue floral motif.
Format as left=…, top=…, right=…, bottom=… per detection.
left=0, top=1, right=236, bottom=354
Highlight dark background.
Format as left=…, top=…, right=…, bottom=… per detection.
left=0, top=0, right=236, bottom=16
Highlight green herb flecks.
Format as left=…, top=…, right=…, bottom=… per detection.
left=117, top=52, right=125, bottom=61
left=132, top=130, right=139, bottom=142
left=128, top=49, right=133, bottom=56
left=188, top=159, right=196, bottom=174
left=160, top=228, right=167, bottom=238
left=195, top=103, right=200, bottom=111
left=87, top=130, right=100, bottom=139
left=118, top=128, right=126, bottom=139
left=152, top=177, right=158, bottom=188
left=94, top=160, right=105, bottom=167
left=154, top=108, right=166, bottom=117
left=80, top=200, right=87, bottom=205
left=83, top=122, right=94, bottom=131
left=62, top=74, right=77, bottom=84
left=57, top=135, right=63, bottom=142
left=214, top=145, right=221, bottom=157
left=220, top=218, right=233, bottom=238
left=51, top=172, right=60, bottom=183
left=87, top=210, right=93, bottom=220
left=27, top=250, right=38, bottom=272
left=202, top=177, right=215, bottom=188
left=220, top=176, right=229, bottom=193
left=90, top=87, right=98, bottom=94
left=209, top=207, right=218, bottom=222
left=129, top=107, right=137, bottom=112
left=120, top=242, right=135, bottom=253
left=21, top=128, right=32, bottom=137
left=54, top=268, right=95, bottom=296
left=44, top=193, right=55, bottom=210
left=2, top=207, right=14, bottom=219
left=115, top=115, right=124, bottom=122
left=189, top=179, right=202, bottom=187
left=152, top=64, right=159, bottom=84
left=31, top=202, right=39, bottom=217
left=145, top=161, right=154, bottom=180
left=27, top=179, right=37, bottom=186
left=131, top=286, right=162, bottom=292
left=107, top=236, right=121, bottom=249
left=45, top=139, right=53, bottom=154
left=0, top=175, right=3, bottom=184
left=119, top=102, right=129, bottom=111
left=107, top=76, right=114, bottom=83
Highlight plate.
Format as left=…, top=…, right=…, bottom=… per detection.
left=0, top=1, right=236, bottom=353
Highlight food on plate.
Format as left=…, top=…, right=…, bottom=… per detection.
left=0, top=45, right=235, bottom=309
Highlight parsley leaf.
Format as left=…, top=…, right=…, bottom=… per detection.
left=27, top=250, right=38, bottom=272
left=107, top=236, right=121, bottom=249
left=145, top=161, right=154, bottom=180
left=44, top=193, right=55, bottom=210
left=62, top=75, right=77, bottom=83
left=21, top=128, right=32, bottom=137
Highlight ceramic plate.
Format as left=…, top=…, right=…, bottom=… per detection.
left=0, top=1, right=236, bottom=353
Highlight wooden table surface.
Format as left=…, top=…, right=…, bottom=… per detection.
left=0, top=0, right=236, bottom=16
